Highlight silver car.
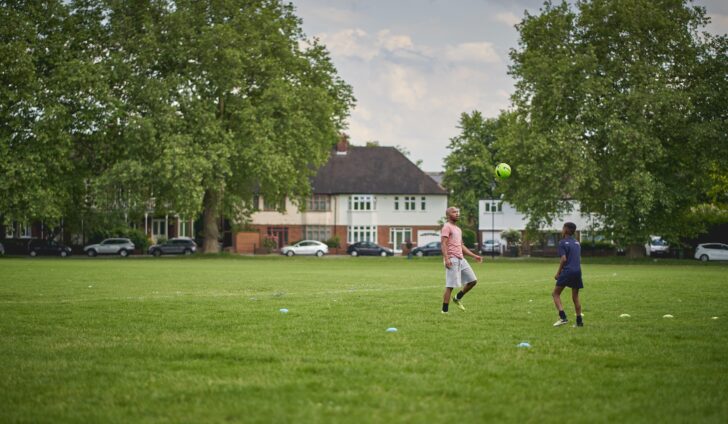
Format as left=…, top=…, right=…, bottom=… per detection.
left=694, top=243, right=728, bottom=262
left=84, top=238, right=135, bottom=257
left=280, top=240, right=329, bottom=257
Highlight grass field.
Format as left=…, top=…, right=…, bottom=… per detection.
left=1, top=256, right=727, bottom=423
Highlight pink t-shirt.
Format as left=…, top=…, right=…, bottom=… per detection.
left=441, top=222, right=463, bottom=259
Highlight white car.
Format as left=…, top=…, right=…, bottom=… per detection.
left=645, top=236, right=669, bottom=257
left=84, top=238, right=135, bottom=257
left=480, top=239, right=501, bottom=255
left=280, top=240, right=329, bottom=257
left=694, top=243, right=728, bottom=262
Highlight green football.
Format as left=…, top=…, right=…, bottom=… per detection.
left=495, top=163, right=511, bottom=179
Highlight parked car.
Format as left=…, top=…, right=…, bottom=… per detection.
left=694, top=243, right=728, bottom=262
left=280, top=240, right=329, bottom=257
left=148, top=237, right=197, bottom=257
left=645, top=236, right=669, bottom=257
left=84, top=238, right=135, bottom=257
left=480, top=239, right=501, bottom=255
left=347, top=241, right=394, bottom=257
left=0, top=242, right=4, bottom=256
left=411, top=242, right=442, bottom=257
left=28, top=239, right=72, bottom=257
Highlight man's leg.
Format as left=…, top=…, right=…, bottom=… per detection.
left=552, top=285, right=568, bottom=325
left=454, top=280, right=477, bottom=301
left=454, top=261, right=478, bottom=303
left=572, top=288, right=583, bottom=326
left=442, top=287, right=453, bottom=313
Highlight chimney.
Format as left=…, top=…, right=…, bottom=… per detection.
left=336, top=134, right=349, bottom=155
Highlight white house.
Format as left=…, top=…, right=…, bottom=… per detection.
left=249, top=137, right=448, bottom=253
left=479, top=199, right=601, bottom=251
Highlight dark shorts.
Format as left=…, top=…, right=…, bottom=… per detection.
left=556, top=271, right=583, bottom=289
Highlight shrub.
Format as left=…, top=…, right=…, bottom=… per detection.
left=261, top=237, right=278, bottom=251
left=502, top=229, right=522, bottom=246
left=324, top=235, right=341, bottom=248
left=462, top=228, right=476, bottom=249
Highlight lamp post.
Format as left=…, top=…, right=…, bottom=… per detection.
left=491, top=201, right=495, bottom=259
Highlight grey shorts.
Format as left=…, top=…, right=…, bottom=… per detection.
left=445, top=257, right=477, bottom=288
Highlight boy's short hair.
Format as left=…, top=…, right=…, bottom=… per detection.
left=564, top=222, right=577, bottom=234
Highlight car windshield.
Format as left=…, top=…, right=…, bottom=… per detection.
left=651, top=239, right=667, bottom=246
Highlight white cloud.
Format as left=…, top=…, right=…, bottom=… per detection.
left=707, top=13, right=728, bottom=35
left=380, top=64, right=428, bottom=108
left=494, top=11, right=521, bottom=27
left=445, top=42, right=501, bottom=64
left=377, top=30, right=414, bottom=51
left=316, top=29, right=378, bottom=60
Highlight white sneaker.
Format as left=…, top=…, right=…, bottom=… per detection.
left=553, top=319, right=568, bottom=327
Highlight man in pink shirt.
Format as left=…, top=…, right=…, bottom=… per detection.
left=440, top=206, right=482, bottom=313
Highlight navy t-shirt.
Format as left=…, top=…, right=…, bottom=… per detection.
left=558, top=236, right=581, bottom=274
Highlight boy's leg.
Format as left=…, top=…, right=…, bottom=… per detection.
left=552, top=285, right=568, bottom=325
left=572, top=288, right=583, bottom=326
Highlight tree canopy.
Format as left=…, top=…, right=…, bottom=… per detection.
left=495, top=0, right=728, bottom=245
left=0, top=0, right=354, bottom=250
left=442, top=111, right=500, bottom=230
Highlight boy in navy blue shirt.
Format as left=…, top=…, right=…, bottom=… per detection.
left=552, top=222, right=584, bottom=327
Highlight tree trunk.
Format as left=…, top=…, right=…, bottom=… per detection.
left=202, top=189, right=220, bottom=253
left=626, top=244, right=644, bottom=259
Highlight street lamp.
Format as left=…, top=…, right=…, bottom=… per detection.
left=491, top=201, right=495, bottom=259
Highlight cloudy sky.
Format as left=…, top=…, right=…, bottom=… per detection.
left=290, top=0, right=728, bottom=171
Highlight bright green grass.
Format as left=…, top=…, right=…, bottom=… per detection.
left=1, top=256, right=727, bottom=423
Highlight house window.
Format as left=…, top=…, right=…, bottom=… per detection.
left=394, top=196, right=399, bottom=211
left=347, top=225, right=377, bottom=243
left=179, top=220, right=192, bottom=238
left=307, top=195, right=330, bottom=211
left=152, top=219, right=166, bottom=238
left=263, top=197, right=286, bottom=212
left=305, top=225, right=331, bottom=241
left=421, top=196, right=426, bottom=211
left=404, top=196, right=416, bottom=211
left=19, top=223, right=31, bottom=238
left=348, top=195, right=375, bottom=211
left=485, top=202, right=503, bottom=213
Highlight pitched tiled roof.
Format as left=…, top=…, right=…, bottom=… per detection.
left=311, top=146, right=447, bottom=195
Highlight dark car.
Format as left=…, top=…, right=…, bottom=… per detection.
left=148, top=237, right=197, bottom=256
left=411, top=241, right=442, bottom=257
left=346, top=241, right=394, bottom=257
left=28, top=239, right=72, bottom=257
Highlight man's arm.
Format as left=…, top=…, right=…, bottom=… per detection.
left=441, top=236, right=452, bottom=268
left=462, top=245, right=483, bottom=263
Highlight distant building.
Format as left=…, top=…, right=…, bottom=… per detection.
left=247, top=136, right=448, bottom=254
left=479, top=199, right=601, bottom=255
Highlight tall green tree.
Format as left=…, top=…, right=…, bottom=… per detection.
left=497, top=0, right=728, bottom=248
left=1, top=1, right=354, bottom=250
left=0, top=1, right=74, bottom=227
left=100, top=0, right=354, bottom=252
left=442, top=111, right=499, bottom=230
